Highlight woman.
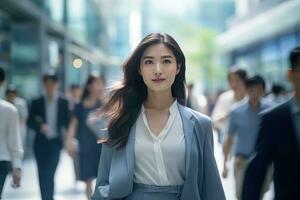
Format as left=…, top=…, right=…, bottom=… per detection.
left=92, top=33, right=225, bottom=200
left=66, top=74, right=105, bottom=200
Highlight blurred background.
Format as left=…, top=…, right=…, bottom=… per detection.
left=0, top=0, right=300, bottom=199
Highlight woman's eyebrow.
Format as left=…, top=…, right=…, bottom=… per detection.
left=142, top=55, right=174, bottom=59
left=161, top=55, right=173, bottom=59
left=142, top=56, right=154, bottom=60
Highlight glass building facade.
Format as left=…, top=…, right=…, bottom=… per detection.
left=217, top=0, right=300, bottom=90
left=197, top=0, right=235, bottom=33
left=232, top=31, right=300, bottom=87
left=0, top=0, right=107, bottom=99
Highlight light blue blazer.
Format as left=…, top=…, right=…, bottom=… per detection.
left=92, top=103, right=226, bottom=200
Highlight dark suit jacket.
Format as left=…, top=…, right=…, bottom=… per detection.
left=28, top=94, right=70, bottom=147
left=242, top=101, right=300, bottom=200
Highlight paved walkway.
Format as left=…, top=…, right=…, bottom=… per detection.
left=2, top=152, right=86, bottom=200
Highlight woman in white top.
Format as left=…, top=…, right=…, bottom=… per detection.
left=92, top=33, right=225, bottom=200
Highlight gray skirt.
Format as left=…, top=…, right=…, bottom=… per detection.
left=125, top=183, right=183, bottom=200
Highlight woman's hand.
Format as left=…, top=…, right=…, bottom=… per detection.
left=222, top=164, right=228, bottom=178
left=11, top=168, right=21, bottom=188
left=65, top=138, right=77, bottom=158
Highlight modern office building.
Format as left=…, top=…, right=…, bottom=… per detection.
left=217, top=0, right=300, bottom=89
left=0, top=0, right=107, bottom=98
left=197, top=0, right=235, bottom=33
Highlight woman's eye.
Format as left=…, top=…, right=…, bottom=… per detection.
left=144, top=60, right=153, bottom=65
left=162, top=59, right=171, bottom=64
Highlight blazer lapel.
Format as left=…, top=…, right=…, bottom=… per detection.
left=177, top=104, right=195, bottom=178
left=56, top=98, right=60, bottom=132
left=285, top=104, right=300, bottom=153
left=40, top=97, right=46, bottom=123
left=108, top=123, right=136, bottom=199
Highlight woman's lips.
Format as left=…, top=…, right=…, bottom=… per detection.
left=152, top=78, right=165, bottom=83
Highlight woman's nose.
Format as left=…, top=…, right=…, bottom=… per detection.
left=154, top=63, right=162, bottom=75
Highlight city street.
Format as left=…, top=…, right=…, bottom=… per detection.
left=2, top=152, right=86, bottom=200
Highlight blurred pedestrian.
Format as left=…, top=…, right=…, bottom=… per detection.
left=186, top=83, right=207, bottom=114
left=66, top=83, right=82, bottom=182
left=66, top=74, right=104, bottom=200
left=242, top=45, right=300, bottom=200
left=27, top=71, right=70, bottom=200
left=5, top=84, right=29, bottom=146
left=0, top=67, right=23, bottom=198
left=265, top=83, right=289, bottom=106
left=67, top=84, right=82, bottom=111
left=207, top=89, right=224, bottom=116
left=92, top=33, right=225, bottom=200
left=222, top=75, right=271, bottom=199
left=211, top=67, right=248, bottom=144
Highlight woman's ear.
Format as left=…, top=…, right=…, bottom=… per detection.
left=176, top=65, right=181, bottom=75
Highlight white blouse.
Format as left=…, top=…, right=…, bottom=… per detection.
left=134, top=101, right=186, bottom=186
left=0, top=99, right=23, bottom=169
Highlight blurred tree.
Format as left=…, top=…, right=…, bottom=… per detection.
left=176, top=21, right=227, bottom=92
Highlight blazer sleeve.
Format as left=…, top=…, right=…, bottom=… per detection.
left=92, top=143, right=113, bottom=200
left=242, top=113, right=274, bottom=200
left=201, top=119, right=226, bottom=200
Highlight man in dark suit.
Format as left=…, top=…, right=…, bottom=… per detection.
left=242, top=45, right=300, bottom=200
left=28, top=72, right=70, bottom=200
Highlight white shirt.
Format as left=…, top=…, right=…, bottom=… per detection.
left=45, top=93, right=58, bottom=139
left=10, top=97, right=28, bottom=139
left=12, top=97, right=28, bottom=121
left=211, top=90, right=247, bottom=134
left=134, top=101, right=185, bottom=186
left=0, top=99, right=23, bottom=168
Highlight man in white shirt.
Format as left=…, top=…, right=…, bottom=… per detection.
left=0, top=67, right=23, bottom=199
left=5, top=85, right=29, bottom=145
left=211, top=68, right=248, bottom=144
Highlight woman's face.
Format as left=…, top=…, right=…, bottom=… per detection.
left=139, top=43, right=179, bottom=93
left=228, top=74, right=246, bottom=93
left=90, top=78, right=104, bottom=96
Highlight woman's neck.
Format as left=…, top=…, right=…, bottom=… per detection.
left=144, top=90, right=175, bottom=110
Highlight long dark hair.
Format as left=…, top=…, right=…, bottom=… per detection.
left=81, top=73, right=103, bottom=101
left=104, top=33, right=186, bottom=148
